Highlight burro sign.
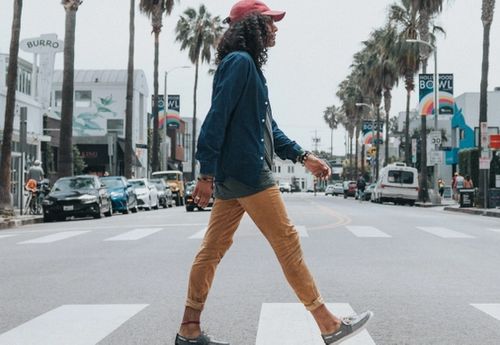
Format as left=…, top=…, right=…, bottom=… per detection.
left=21, top=34, right=64, bottom=53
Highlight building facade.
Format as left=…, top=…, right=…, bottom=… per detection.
left=51, top=69, right=149, bottom=177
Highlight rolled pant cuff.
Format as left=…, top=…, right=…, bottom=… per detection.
left=186, top=299, right=204, bottom=311
left=305, top=296, right=325, bottom=311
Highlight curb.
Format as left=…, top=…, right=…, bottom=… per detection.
left=444, top=206, right=500, bottom=217
left=0, top=217, right=44, bottom=230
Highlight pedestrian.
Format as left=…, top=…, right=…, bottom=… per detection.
left=438, top=178, right=445, bottom=197
left=27, top=160, right=44, bottom=182
left=464, top=175, right=474, bottom=189
left=452, top=172, right=464, bottom=201
left=175, top=2, right=373, bottom=345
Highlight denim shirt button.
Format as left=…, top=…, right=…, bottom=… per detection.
left=265, top=101, right=268, bottom=105
left=261, top=119, right=265, bottom=123
left=261, top=138, right=264, bottom=142
left=260, top=157, right=264, bottom=160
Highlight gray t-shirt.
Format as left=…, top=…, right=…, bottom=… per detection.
left=214, top=166, right=276, bottom=200
left=27, top=166, right=44, bottom=181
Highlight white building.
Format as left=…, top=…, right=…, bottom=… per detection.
left=273, top=157, right=315, bottom=191
left=0, top=54, right=49, bottom=207
left=181, top=116, right=201, bottom=180
left=51, top=69, right=149, bottom=177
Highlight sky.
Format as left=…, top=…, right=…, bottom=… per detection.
left=1, top=0, right=499, bottom=155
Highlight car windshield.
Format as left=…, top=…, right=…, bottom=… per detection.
left=101, top=178, right=124, bottom=188
left=129, top=180, right=146, bottom=187
left=53, top=177, right=95, bottom=191
left=153, top=173, right=179, bottom=181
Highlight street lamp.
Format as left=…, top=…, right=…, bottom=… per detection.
left=356, top=103, right=377, bottom=181
left=406, top=39, right=440, bottom=204
left=162, top=65, right=191, bottom=170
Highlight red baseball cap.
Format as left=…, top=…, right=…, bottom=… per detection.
left=224, top=0, right=286, bottom=25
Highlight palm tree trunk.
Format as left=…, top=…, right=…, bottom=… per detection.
left=478, top=1, right=495, bottom=207
left=383, top=89, right=391, bottom=167
left=355, top=127, right=359, bottom=177
left=0, top=0, right=23, bottom=215
left=375, top=106, right=381, bottom=181
left=405, top=89, right=412, bottom=166
left=349, top=133, right=354, bottom=179
left=124, top=0, right=135, bottom=178
left=151, top=31, right=160, bottom=173
left=58, top=5, right=78, bottom=178
left=191, top=59, right=199, bottom=179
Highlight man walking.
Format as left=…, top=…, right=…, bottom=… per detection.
left=175, top=1, right=373, bottom=344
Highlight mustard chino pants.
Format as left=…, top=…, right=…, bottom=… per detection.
left=186, top=185, right=324, bottom=311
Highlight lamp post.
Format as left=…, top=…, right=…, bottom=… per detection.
left=356, top=102, right=377, bottom=181
left=162, top=65, right=190, bottom=171
left=407, top=38, right=440, bottom=204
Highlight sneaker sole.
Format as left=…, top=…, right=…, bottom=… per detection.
left=331, top=311, right=374, bottom=345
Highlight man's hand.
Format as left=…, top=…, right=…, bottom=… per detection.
left=192, top=179, right=213, bottom=208
left=304, top=154, right=331, bottom=180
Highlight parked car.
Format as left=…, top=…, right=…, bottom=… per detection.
left=42, top=175, right=112, bottom=222
left=333, top=182, right=344, bottom=196
left=364, top=183, right=376, bottom=201
left=343, top=180, right=357, bottom=199
left=279, top=182, right=292, bottom=193
left=371, top=163, right=419, bottom=206
left=100, top=176, right=138, bottom=214
left=150, top=178, right=173, bottom=208
left=151, top=170, right=184, bottom=206
left=185, top=183, right=214, bottom=212
left=128, top=178, right=159, bottom=210
left=325, top=184, right=335, bottom=196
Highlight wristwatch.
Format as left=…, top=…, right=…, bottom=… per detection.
left=297, top=150, right=311, bottom=165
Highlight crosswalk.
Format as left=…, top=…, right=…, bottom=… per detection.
left=0, top=223, right=496, bottom=245
left=1, top=302, right=499, bottom=344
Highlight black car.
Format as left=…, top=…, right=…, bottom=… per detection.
left=100, top=176, right=139, bottom=214
left=42, top=175, right=112, bottom=222
left=185, top=184, right=214, bottom=212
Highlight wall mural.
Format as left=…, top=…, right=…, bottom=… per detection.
left=73, top=95, right=117, bottom=136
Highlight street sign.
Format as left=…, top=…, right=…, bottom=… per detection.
left=480, top=157, right=491, bottom=170
left=429, top=151, right=443, bottom=165
left=429, top=131, right=442, bottom=149
left=411, top=138, right=417, bottom=163
left=480, top=122, right=489, bottom=147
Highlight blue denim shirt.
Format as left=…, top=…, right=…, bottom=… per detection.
left=196, top=51, right=303, bottom=187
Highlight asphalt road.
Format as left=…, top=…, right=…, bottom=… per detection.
left=1, top=193, right=500, bottom=345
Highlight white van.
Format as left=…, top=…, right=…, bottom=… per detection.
left=371, top=163, right=419, bottom=206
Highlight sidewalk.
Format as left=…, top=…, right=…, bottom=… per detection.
left=0, top=210, right=43, bottom=230
left=443, top=204, right=500, bottom=218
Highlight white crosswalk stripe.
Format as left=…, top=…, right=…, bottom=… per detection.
left=255, top=303, right=376, bottom=345
left=17, top=231, right=91, bottom=244
left=189, top=225, right=309, bottom=239
left=416, top=226, right=475, bottom=239
left=0, top=234, right=18, bottom=239
left=346, top=226, right=391, bottom=238
left=0, top=304, right=148, bottom=345
left=471, top=304, right=500, bottom=321
left=104, top=228, right=163, bottom=241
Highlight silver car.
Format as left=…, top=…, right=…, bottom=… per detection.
left=128, top=178, right=159, bottom=210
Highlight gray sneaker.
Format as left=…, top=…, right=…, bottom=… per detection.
left=175, top=332, right=229, bottom=345
left=321, top=311, right=373, bottom=344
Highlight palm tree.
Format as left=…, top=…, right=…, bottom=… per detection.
left=124, top=0, right=136, bottom=179
left=140, top=0, right=176, bottom=173
left=323, top=105, right=342, bottom=157
left=175, top=5, right=224, bottom=180
left=389, top=0, right=421, bottom=168
left=58, top=0, right=83, bottom=178
left=478, top=0, right=496, bottom=207
left=0, top=0, right=23, bottom=216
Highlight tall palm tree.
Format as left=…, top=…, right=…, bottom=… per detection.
left=175, top=5, right=224, bottom=180
left=0, top=0, right=23, bottom=216
left=478, top=0, right=496, bottom=207
left=124, top=0, right=136, bottom=179
left=140, top=0, right=176, bottom=173
left=323, top=105, right=342, bottom=157
left=58, top=0, right=83, bottom=178
left=390, top=0, right=423, bottom=171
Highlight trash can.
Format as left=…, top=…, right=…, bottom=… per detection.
left=459, top=188, right=475, bottom=208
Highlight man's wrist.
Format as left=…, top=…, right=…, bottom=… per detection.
left=297, top=150, right=311, bottom=165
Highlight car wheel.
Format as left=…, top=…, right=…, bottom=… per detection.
left=43, top=214, right=54, bottom=223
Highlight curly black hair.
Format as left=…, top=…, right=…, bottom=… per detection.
left=216, top=13, right=272, bottom=69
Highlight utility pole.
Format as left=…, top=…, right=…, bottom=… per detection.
left=312, top=130, right=321, bottom=153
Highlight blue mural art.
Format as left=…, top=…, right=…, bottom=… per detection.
left=446, top=104, right=475, bottom=165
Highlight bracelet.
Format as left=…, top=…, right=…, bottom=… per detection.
left=298, top=151, right=311, bottom=165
